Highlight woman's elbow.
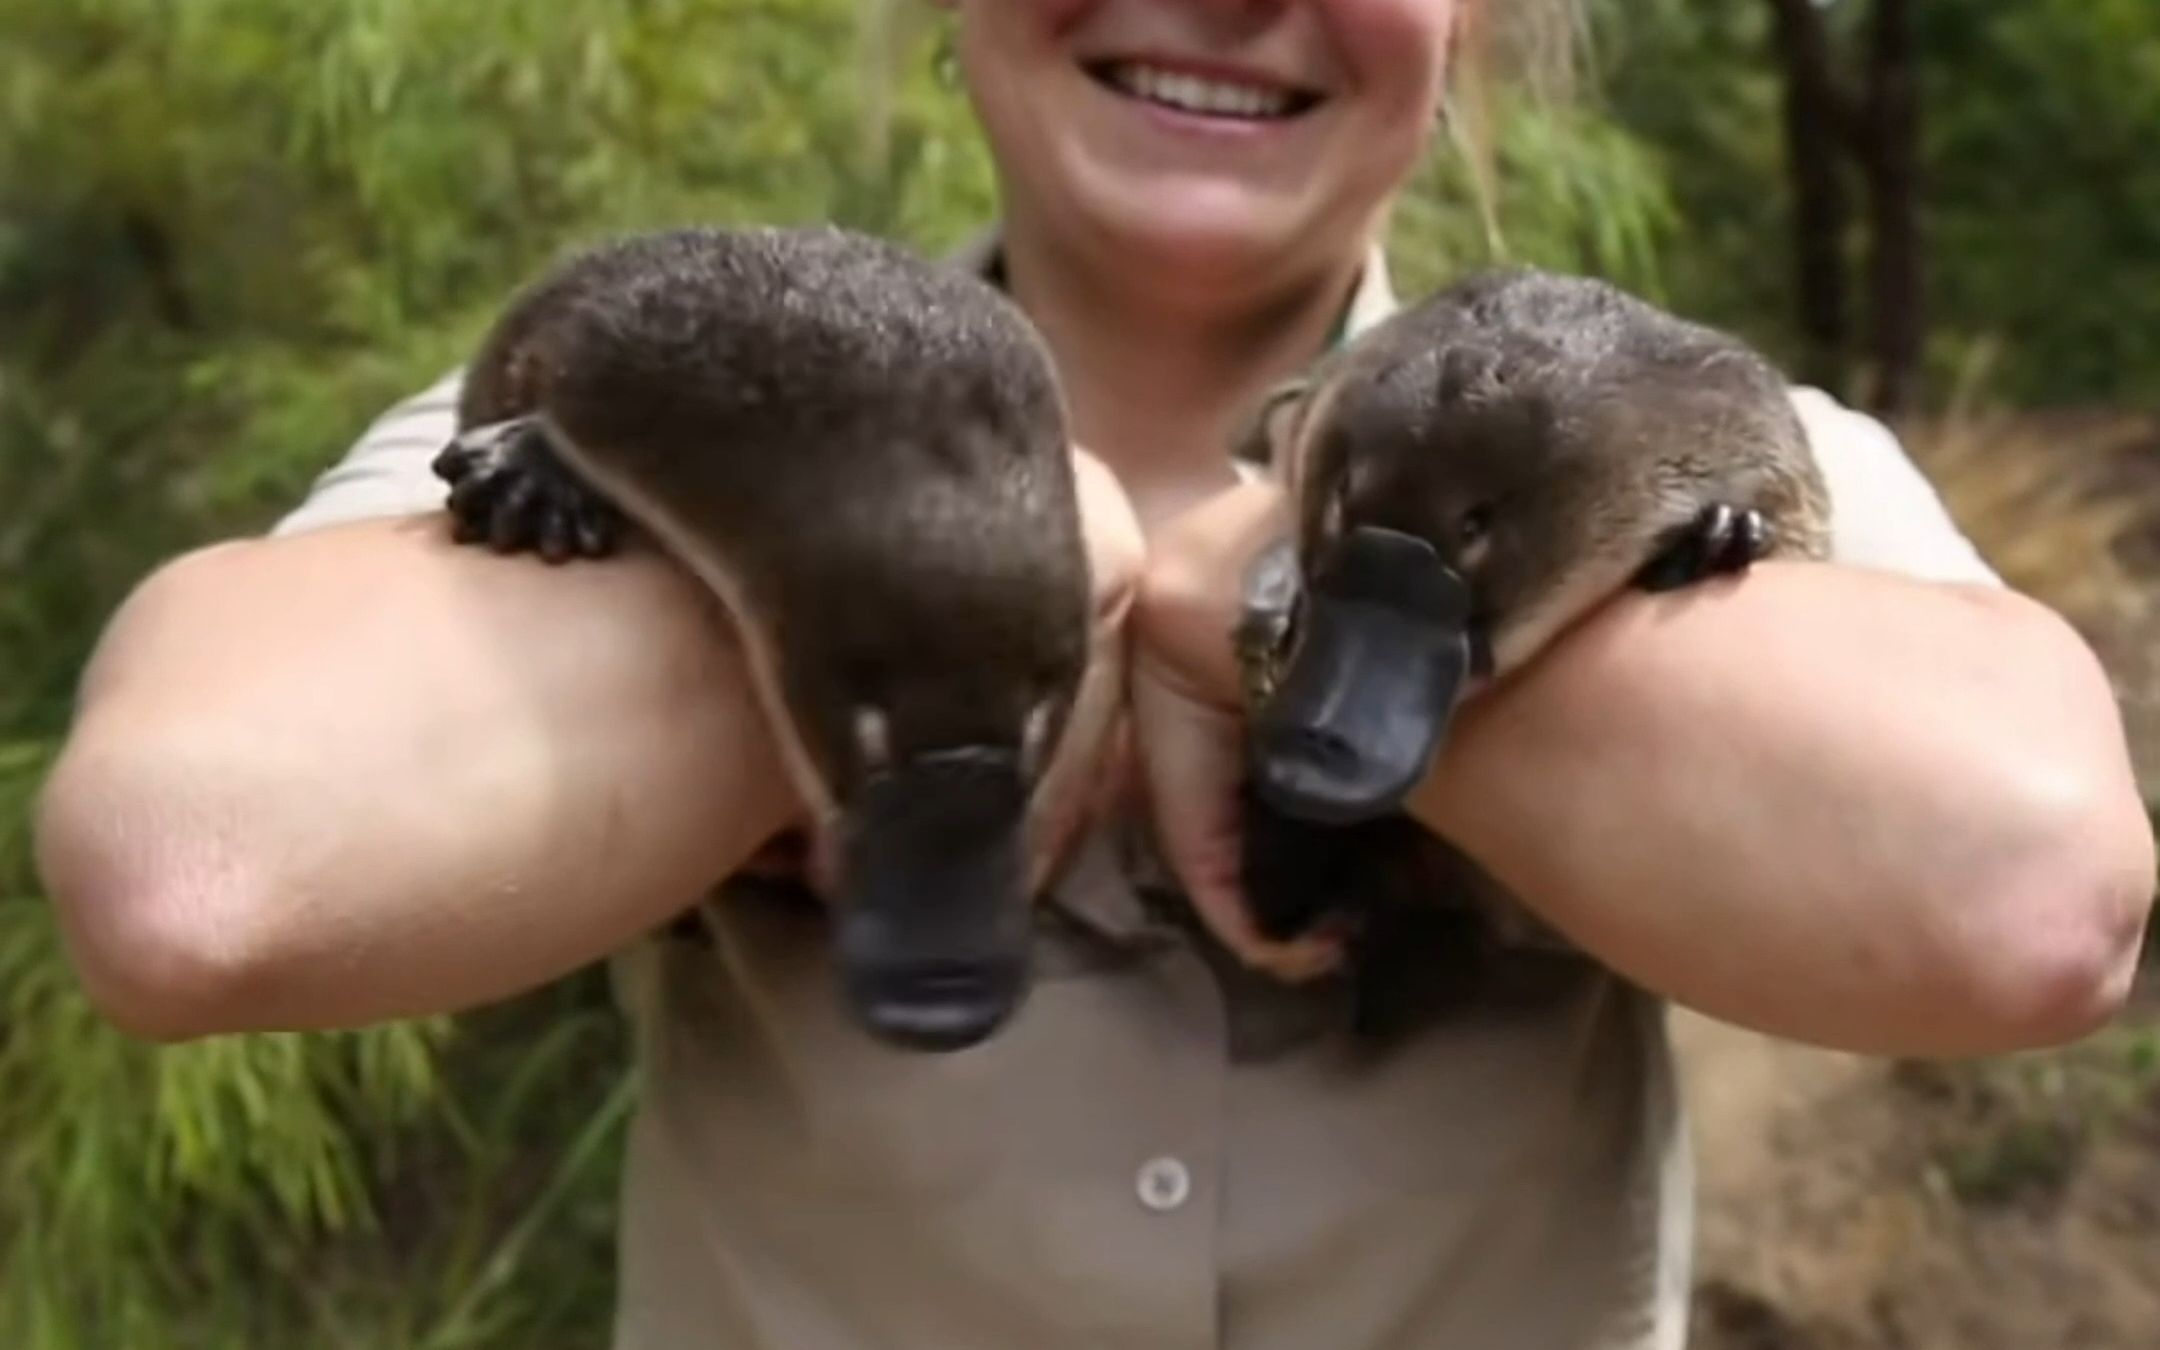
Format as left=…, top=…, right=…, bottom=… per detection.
left=33, top=741, right=289, bottom=1043
left=1960, top=768, right=2154, bottom=1052
left=1946, top=592, right=2156, bottom=1048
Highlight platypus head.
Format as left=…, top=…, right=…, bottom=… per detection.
left=780, top=547, right=1090, bottom=1053
left=764, top=368, right=1093, bottom=1056
left=501, top=223, right=1102, bottom=1055
left=1242, top=269, right=1811, bottom=826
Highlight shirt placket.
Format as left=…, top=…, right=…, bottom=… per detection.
left=1037, top=826, right=1234, bottom=1349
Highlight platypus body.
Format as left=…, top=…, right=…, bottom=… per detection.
left=431, top=225, right=1093, bottom=1053
left=1234, top=267, right=1832, bottom=1041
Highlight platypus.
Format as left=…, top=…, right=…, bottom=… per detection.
left=1231, top=267, right=1833, bottom=1039
left=429, top=225, right=1093, bottom=1053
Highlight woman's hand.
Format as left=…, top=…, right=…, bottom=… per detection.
left=1025, top=449, right=1149, bottom=890
left=1127, top=480, right=1345, bottom=981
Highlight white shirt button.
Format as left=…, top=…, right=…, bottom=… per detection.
left=1136, top=1156, right=1191, bottom=1213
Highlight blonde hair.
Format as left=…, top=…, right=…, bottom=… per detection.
left=1444, top=0, right=1586, bottom=250
left=1457, top=0, right=1583, bottom=98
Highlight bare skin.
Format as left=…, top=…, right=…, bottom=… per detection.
left=33, top=459, right=1143, bottom=1039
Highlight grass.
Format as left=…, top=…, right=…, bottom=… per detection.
left=1892, top=1013, right=2160, bottom=1211
left=1, top=738, right=636, bottom=1350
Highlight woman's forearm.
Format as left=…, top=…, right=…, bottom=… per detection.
left=34, top=516, right=799, bottom=1039
left=1413, top=562, right=2155, bottom=1056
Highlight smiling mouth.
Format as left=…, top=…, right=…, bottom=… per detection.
left=1083, top=59, right=1324, bottom=123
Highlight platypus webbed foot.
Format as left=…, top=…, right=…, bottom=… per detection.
left=1241, top=779, right=1362, bottom=941
left=1240, top=795, right=1490, bottom=1047
left=1635, top=503, right=1772, bottom=593
left=1240, top=781, right=1438, bottom=950
left=434, top=416, right=625, bottom=563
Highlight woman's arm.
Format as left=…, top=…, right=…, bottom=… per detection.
left=1136, top=481, right=2153, bottom=1059
left=1413, top=560, right=2152, bottom=1056
left=35, top=398, right=1141, bottom=1047
left=35, top=519, right=801, bottom=1040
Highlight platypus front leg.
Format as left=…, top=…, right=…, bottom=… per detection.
left=1634, top=503, right=1772, bottom=593
left=433, top=416, right=626, bottom=563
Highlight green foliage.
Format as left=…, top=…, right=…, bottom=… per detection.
left=6, top=0, right=2146, bottom=1344
left=1390, top=88, right=1679, bottom=302
left=1589, top=0, right=2160, bottom=407
left=0, top=2, right=986, bottom=1343
left=0, top=0, right=1000, bottom=733
left=1579, top=1, right=1793, bottom=356
left=2, top=725, right=632, bottom=1347
left=1914, top=0, right=2160, bottom=405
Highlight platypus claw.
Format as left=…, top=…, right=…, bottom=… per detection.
left=434, top=418, right=625, bottom=563
left=1635, top=503, right=1772, bottom=593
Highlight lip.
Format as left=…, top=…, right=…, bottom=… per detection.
left=1087, top=51, right=1325, bottom=95
left=1078, top=52, right=1328, bottom=139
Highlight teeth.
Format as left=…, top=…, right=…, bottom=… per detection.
left=1107, top=62, right=1298, bottom=120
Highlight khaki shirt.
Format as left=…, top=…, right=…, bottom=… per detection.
left=276, top=235, right=2002, bottom=1350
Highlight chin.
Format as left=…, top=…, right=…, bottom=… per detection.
left=1074, top=175, right=1317, bottom=282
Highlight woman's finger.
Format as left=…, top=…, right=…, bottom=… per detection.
left=1026, top=448, right=1146, bottom=890
left=1130, top=662, right=1344, bottom=983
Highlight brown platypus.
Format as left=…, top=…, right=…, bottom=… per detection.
left=430, top=225, right=1093, bottom=1054
left=1232, top=266, right=1832, bottom=1041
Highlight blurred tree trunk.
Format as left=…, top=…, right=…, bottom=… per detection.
left=1763, top=0, right=1927, bottom=414
left=120, top=210, right=197, bottom=331
left=1861, top=0, right=1922, bottom=414
left=1766, top=0, right=1851, bottom=393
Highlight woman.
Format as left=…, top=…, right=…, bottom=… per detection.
left=34, top=2, right=2152, bottom=1346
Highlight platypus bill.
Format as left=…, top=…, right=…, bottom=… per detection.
left=430, top=225, right=1093, bottom=1054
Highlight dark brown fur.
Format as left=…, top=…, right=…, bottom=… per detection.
left=436, top=224, right=1097, bottom=1050
left=1279, top=268, right=1830, bottom=670
left=457, top=225, right=1091, bottom=797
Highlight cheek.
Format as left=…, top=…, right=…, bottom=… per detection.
left=1041, top=0, right=1100, bottom=31
left=960, top=0, right=1096, bottom=42
left=1324, top=0, right=1458, bottom=114
left=952, top=9, right=1053, bottom=161
left=952, top=0, right=1067, bottom=76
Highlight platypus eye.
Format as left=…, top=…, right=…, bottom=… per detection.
left=1458, top=503, right=1495, bottom=547
left=1020, top=697, right=1063, bottom=781
left=854, top=705, right=893, bottom=774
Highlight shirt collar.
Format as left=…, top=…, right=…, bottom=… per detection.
left=944, top=226, right=1401, bottom=354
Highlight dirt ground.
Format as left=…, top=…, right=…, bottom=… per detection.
left=1676, top=969, right=2160, bottom=1350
